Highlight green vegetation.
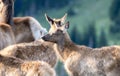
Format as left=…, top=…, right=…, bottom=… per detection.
left=14, top=0, right=120, bottom=75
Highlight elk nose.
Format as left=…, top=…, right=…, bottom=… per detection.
left=42, top=34, right=50, bottom=41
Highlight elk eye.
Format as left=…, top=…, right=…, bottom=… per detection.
left=56, top=21, right=61, bottom=27
left=58, top=21, right=61, bottom=25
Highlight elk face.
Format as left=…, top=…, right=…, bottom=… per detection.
left=42, top=14, right=69, bottom=43
left=45, top=13, right=68, bottom=35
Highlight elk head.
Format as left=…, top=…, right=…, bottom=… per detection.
left=42, top=14, right=69, bottom=43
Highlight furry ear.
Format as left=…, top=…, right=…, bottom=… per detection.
left=61, top=13, right=67, bottom=23
left=45, top=14, right=54, bottom=25
left=65, top=21, right=69, bottom=29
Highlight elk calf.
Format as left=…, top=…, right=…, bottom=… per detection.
left=0, top=55, right=56, bottom=76
left=42, top=14, right=120, bottom=76
left=0, top=39, right=58, bottom=67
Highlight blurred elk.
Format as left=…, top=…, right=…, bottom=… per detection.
left=0, top=0, right=58, bottom=68
left=1, top=0, right=47, bottom=44
left=0, top=0, right=15, bottom=50
left=0, top=40, right=58, bottom=67
left=0, top=55, right=56, bottom=76
left=0, top=14, right=67, bottom=67
left=42, top=14, right=120, bottom=76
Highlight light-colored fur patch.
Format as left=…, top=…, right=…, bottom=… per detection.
left=29, top=17, right=48, bottom=40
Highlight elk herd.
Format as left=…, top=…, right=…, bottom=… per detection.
left=0, top=0, right=120, bottom=76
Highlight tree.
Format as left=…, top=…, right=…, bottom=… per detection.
left=98, top=29, right=108, bottom=47
left=110, top=0, right=120, bottom=21
left=109, top=0, right=120, bottom=33
left=70, top=25, right=81, bottom=44
left=86, top=22, right=97, bottom=48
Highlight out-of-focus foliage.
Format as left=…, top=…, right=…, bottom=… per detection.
left=14, top=0, right=71, bottom=16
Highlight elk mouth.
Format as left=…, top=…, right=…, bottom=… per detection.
left=42, top=34, right=51, bottom=41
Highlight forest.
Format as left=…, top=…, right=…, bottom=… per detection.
left=14, top=0, right=120, bottom=76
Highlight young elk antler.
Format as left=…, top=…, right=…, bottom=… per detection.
left=42, top=14, right=120, bottom=76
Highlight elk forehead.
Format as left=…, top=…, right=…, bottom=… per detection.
left=49, top=22, right=68, bottom=35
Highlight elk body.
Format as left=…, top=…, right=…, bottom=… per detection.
left=0, top=0, right=15, bottom=50
left=12, top=17, right=47, bottom=43
left=0, top=39, right=58, bottom=67
left=42, top=14, right=120, bottom=76
left=0, top=55, right=56, bottom=76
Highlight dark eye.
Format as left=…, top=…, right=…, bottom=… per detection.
left=58, top=21, right=61, bottom=25
left=55, top=21, right=61, bottom=27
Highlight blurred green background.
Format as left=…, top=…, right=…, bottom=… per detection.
left=14, top=0, right=120, bottom=76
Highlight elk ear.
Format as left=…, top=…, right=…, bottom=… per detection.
left=45, top=14, right=54, bottom=25
left=61, top=13, right=67, bottom=23
left=65, top=21, right=69, bottom=29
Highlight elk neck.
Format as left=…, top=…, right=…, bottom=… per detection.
left=55, top=32, right=79, bottom=61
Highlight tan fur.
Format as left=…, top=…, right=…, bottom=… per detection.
left=0, top=40, right=58, bottom=67
left=12, top=17, right=34, bottom=43
left=43, top=14, right=120, bottom=76
left=0, top=55, right=56, bottom=76
left=0, top=23, right=15, bottom=50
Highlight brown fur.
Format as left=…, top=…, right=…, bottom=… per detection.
left=0, top=55, right=56, bottom=76
left=12, top=17, right=34, bottom=43
left=0, top=0, right=46, bottom=43
left=0, top=23, right=15, bottom=50
left=42, top=14, right=120, bottom=76
left=0, top=0, right=15, bottom=50
left=0, top=40, right=58, bottom=67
